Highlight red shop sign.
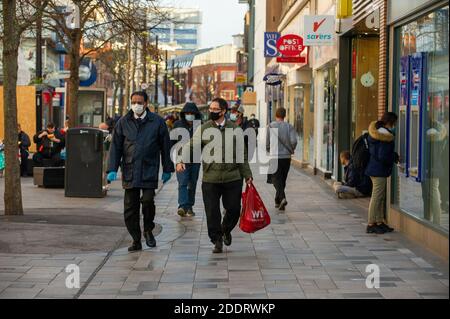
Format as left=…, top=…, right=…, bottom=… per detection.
left=276, top=34, right=305, bottom=57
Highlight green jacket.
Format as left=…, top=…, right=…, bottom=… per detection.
left=179, top=119, right=253, bottom=184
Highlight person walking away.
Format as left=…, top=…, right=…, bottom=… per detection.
left=107, top=91, right=174, bottom=252
left=32, top=122, right=65, bottom=167
left=334, top=151, right=372, bottom=199
left=176, top=97, right=253, bottom=253
left=266, top=107, right=298, bottom=211
left=365, top=112, right=399, bottom=234
left=17, top=124, right=31, bottom=177
left=172, top=102, right=202, bottom=218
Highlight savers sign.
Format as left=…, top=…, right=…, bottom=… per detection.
left=304, top=15, right=335, bottom=46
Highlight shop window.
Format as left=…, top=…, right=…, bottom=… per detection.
left=394, top=5, right=449, bottom=231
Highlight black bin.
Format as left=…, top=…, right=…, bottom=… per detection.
left=65, top=128, right=108, bottom=198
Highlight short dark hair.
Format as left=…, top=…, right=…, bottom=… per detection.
left=275, top=107, right=286, bottom=119
left=47, top=123, right=55, bottom=129
left=381, top=112, right=398, bottom=126
left=211, top=97, right=228, bottom=110
left=340, top=151, right=351, bottom=160
left=131, top=91, right=148, bottom=102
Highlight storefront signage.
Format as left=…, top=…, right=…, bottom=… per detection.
left=304, top=15, right=335, bottom=46
left=276, top=34, right=304, bottom=57
left=263, top=73, right=284, bottom=86
left=264, top=32, right=281, bottom=57
left=276, top=34, right=306, bottom=63
left=236, top=73, right=247, bottom=84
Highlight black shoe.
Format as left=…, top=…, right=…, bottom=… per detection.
left=186, top=209, right=195, bottom=217
left=378, top=223, right=394, bottom=233
left=366, top=224, right=385, bottom=234
left=223, top=232, right=232, bottom=246
left=275, top=202, right=280, bottom=209
left=144, top=231, right=156, bottom=248
left=213, top=239, right=223, bottom=253
left=177, top=208, right=186, bottom=217
left=128, top=241, right=142, bottom=252
left=279, top=199, right=288, bottom=211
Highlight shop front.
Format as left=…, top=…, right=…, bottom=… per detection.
left=336, top=2, right=384, bottom=181
left=389, top=0, right=449, bottom=259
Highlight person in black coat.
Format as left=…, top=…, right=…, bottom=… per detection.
left=334, top=151, right=372, bottom=199
left=107, top=91, right=175, bottom=252
left=365, top=112, right=399, bottom=235
left=18, top=124, right=31, bottom=176
left=171, top=102, right=202, bottom=218
left=32, top=122, right=65, bottom=167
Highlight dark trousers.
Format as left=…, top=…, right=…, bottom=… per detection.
left=202, top=180, right=243, bottom=243
left=272, top=158, right=291, bottom=204
left=19, top=150, right=28, bottom=176
left=32, top=152, right=63, bottom=167
left=124, top=188, right=156, bottom=242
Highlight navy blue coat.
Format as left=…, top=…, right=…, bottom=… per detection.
left=108, top=109, right=174, bottom=189
left=365, top=121, right=397, bottom=178
left=344, top=160, right=372, bottom=196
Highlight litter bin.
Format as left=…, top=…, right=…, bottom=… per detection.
left=65, top=128, right=109, bottom=198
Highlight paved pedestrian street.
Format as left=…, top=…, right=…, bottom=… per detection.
left=0, top=165, right=448, bottom=299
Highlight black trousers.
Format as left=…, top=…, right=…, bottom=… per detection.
left=19, top=150, right=28, bottom=176
left=124, top=188, right=156, bottom=242
left=272, top=158, right=291, bottom=204
left=202, top=180, right=243, bottom=243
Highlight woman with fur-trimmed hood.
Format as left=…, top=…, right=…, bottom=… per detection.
left=365, top=112, right=399, bottom=235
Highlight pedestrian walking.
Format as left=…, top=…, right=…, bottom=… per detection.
left=248, top=113, right=260, bottom=137
left=18, top=124, right=31, bottom=177
left=266, top=107, right=298, bottom=211
left=172, top=102, right=202, bottom=218
left=107, top=91, right=174, bottom=252
left=365, top=112, right=399, bottom=234
left=176, top=97, right=253, bottom=253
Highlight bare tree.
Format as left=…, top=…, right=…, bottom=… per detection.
left=41, top=0, right=169, bottom=127
left=1, top=0, right=49, bottom=216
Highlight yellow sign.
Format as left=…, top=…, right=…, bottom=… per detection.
left=236, top=73, right=247, bottom=84
left=337, top=0, right=352, bottom=19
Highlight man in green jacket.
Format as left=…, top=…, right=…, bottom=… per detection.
left=176, top=97, right=253, bottom=253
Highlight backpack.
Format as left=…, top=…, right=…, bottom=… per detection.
left=352, top=133, right=370, bottom=170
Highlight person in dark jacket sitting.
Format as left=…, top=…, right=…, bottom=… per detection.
left=171, top=102, right=202, bottom=218
left=334, top=151, right=372, bottom=199
left=365, top=112, right=399, bottom=235
left=32, top=122, right=65, bottom=167
left=107, top=91, right=175, bottom=252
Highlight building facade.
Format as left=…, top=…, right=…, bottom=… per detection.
left=250, top=0, right=449, bottom=259
left=152, top=8, right=202, bottom=52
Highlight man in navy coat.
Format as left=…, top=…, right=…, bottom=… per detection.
left=107, top=91, right=174, bottom=252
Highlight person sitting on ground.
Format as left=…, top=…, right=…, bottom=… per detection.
left=32, top=122, right=65, bottom=167
left=334, top=151, right=372, bottom=199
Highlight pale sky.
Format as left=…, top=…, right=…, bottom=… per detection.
left=163, top=0, right=248, bottom=49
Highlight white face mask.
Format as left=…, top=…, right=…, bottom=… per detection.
left=230, top=113, right=238, bottom=122
left=131, top=103, right=144, bottom=115
left=185, top=114, right=196, bottom=122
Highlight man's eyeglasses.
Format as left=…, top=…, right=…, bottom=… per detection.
left=209, top=109, right=222, bottom=112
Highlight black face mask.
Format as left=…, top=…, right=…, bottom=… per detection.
left=209, top=111, right=222, bottom=121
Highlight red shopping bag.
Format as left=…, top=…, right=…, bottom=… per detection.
left=239, top=182, right=271, bottom=233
